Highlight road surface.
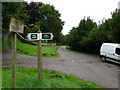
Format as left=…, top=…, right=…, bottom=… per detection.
left=2, top=46, right=119, bottom=88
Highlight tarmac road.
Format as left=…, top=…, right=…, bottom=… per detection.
left=2, top=46, right=119, bottom=88
left=43, top=46, right=119, bottom=88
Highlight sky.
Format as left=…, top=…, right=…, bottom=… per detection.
left=24, top=0, right=120, bottom=35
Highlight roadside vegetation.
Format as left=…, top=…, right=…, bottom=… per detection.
left=66, top=9, right=120, bottom=54
left=8, top=37, right=60, bottom=57
left=2, top=67, right=103, bottom=88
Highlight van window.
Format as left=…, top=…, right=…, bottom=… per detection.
left=116, top=48, right=120, bottom=55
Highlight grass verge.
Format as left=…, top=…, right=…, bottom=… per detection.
left=8, top=37, right=60, bottom=57
left=2, top=67, right=104, bottom=88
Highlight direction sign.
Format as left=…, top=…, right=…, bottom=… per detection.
left=27, top=33, right=40, bottom=41
left=40, top=33, right=53, bottom=40
left=27, top=33, right=54, bottom=41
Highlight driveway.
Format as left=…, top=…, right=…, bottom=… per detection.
left=2, top=46, right=119, bottom=88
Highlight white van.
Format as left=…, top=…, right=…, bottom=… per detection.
left=100, top=43, right=120, bottom=63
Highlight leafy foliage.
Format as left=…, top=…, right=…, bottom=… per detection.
left=2, top=2, right=29, bottom=33
left=24, top=2, right=43, bottom=26
left=66, top=9, right=120, bottom=53
left=38, top=4, right=64, bottom=42
left=110, top=9, right=120, bottom=42
left=66, top=17, right=97, bottom=51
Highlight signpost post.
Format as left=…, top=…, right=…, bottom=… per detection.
left=37, top=30, right=42, bottom=80
left=12, top=32, right=17, bottom=89
left=27, top=32, right=54, bottom=80
left=9, top=17, right=24, bottom=89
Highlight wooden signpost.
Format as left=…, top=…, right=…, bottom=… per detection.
left=12, top=32, right=17, bottom=89
left=27, top=32, right=54, bottom=80
left=9, top=16, right=53, bottom=88
left=9, top=17, right=24, bottom=89
left=37, top=30, right=42, bottom=80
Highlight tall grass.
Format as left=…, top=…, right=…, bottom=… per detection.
left=2, top=67, right=103, bottom=88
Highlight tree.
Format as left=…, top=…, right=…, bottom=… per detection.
left=66, top=27, right=80, bottom=49
left=67, top=8, right=120, bottom=54
left=38, top=4, right=64, bottom=42
left=24, top=2, right=43, bottom=27
left=77, top=17, right=97, bottom=38
left=109, top=9, right=120, bottom=43
left=2, top=2, right=29, bottom=33
left=67, top=17, right=97, bottom=50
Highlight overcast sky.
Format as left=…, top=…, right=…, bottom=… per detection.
left=24, top=0, right=120, bottom=35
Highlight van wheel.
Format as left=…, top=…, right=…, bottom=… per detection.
left=101, top=56, right=106, bottom=62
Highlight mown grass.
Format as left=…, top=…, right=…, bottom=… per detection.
left=8, top=37, right=60, bottom=57
left=2, top=67, right=103, bottom=88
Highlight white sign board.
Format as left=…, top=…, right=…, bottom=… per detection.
left=40, top=33, right=54, bottom=40
left=9, top=17, right=24, bottom=33
left=27, top=33, right=54, bottom=41
left=27, top=33, right=40, bottom=41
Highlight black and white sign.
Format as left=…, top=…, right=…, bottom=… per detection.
left=27, top=33, right=40, bottom=41
left=40, top=33, right=53, bottom=40
left=27, top=33, right=53, bottom=41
